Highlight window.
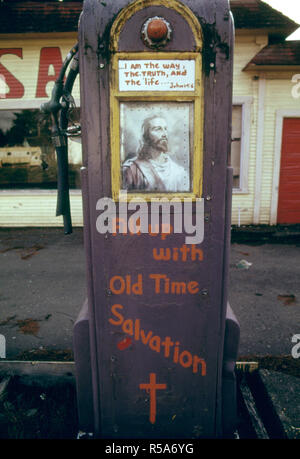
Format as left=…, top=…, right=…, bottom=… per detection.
left=229, top=97, right=252, bottom=192
left=0, top=109, right=82, bottom=189
left=231, top=105, right=242, bottom=189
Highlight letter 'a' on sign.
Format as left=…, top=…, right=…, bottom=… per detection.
left=109, top=1, right=204, bottom=201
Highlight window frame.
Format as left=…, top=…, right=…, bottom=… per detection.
left=232, top=96, right=252, bottom=194
left=0, top=99, right=81, bottom=194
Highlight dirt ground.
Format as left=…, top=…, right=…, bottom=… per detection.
left=0, top=226, right=299, bottom=439
left=0, top=374, right=78, bottom=439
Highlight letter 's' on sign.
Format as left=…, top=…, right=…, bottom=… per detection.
left=74, top=0, right=239, bottom=439
left=0, top=49, right=24, bottom=98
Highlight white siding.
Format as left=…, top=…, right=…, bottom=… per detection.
left=1, top=33, right=299, bottom=227
left=231, top=35, right=266, bottom=225
left=0, top=192, right=83, bottom=227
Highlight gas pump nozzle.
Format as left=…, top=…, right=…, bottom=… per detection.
left=40, top=44, right=79, bottom=235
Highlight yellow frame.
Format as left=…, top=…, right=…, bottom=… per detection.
left=110, top=52, right=203, bottom=201
left=109, top=0, right=204, bottom=201
left=110, top=0, right=203, bottom=54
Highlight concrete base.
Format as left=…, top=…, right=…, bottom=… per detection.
left=73, top=300, right=94, bottom=433
left=257, top=369, right=300, bottom=439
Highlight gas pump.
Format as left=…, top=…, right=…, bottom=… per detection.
left=43, top=0, right=240, bottom=439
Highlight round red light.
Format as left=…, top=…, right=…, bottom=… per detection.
left=147, top=19, right=168, bottom=42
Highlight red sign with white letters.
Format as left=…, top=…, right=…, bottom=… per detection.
left=0, top=47, right=64, bottom=99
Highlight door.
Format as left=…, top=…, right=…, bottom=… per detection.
left=277, top=118, right=300, bottom=224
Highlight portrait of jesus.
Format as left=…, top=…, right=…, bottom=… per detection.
left=120, top=102, right=193, bottom=193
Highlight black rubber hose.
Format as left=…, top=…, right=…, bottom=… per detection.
left=40, top=44, right=78, bottom=116
left=56, top=52, right=80, bottom=235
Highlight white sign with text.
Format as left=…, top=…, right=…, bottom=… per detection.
left=118, top=60, right=195, bottom=92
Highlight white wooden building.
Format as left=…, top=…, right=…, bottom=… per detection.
left=0, top=0, right=299, bottom=227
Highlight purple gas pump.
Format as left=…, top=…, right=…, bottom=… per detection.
left=73, top=0, right=240, bottom=439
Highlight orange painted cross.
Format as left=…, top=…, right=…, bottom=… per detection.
left=139, top=373, right=167, bottom=424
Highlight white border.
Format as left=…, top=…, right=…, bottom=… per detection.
left=270, top=109, right=300, bottom=225
left=0, top=98, right=80, bottom=110
left=232, top=96, right=253, bottom=194
left=0, top=189, right=82, bottom=196
left=253, top=78, right=266, bottom=224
